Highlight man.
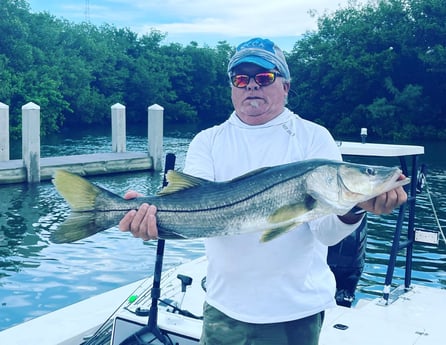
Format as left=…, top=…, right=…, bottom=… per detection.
left=119, top=38, right=407, bottom=345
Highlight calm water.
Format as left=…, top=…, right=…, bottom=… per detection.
left=0, top=129, right=445, bottom=331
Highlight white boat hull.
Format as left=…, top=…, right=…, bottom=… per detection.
left=1, top=255, right=445, bottom=345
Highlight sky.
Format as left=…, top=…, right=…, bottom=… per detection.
left=26, top=0, right=360, bottom=52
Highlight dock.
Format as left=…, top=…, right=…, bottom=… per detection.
left=0, top=152, right=152, bottom=185
left=0, top=102, right=164, bottom=185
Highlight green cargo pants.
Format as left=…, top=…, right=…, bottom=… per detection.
left=200, top=302, right=325, bottom=345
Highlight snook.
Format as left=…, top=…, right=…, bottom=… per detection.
left=50, top=159, right=409, bottom=243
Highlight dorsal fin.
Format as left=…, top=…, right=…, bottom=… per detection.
left=157, top=170, right=209, bottom=196
left=230, top=166, right=271, bottom=182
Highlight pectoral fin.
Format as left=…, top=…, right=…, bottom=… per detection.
left=261, top=196, right=317, bottom=242
left=268, top=195, right=316, bottom=223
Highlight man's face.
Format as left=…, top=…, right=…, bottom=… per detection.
left=230, top=63, right=290, bottom=125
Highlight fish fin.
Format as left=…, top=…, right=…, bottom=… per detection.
left=260, top=223, right=300, bottom=243
left=268, top=196, right=317, bottom=223
left=229, top=166, right=271, bottom=182
left=157, top=227, right=189, bottom=240
left=157, top=171, right=209, bottom=196
left=50, top=213, right=104, bottom=243
left=52, top=170, right=101, bottom=212
left=261, top=196, right=317, bottom=242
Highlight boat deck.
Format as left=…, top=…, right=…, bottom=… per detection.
left=321, top=284, right=445, bottom=345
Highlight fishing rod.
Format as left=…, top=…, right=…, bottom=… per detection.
left=119, top=153, right=176, bottom=345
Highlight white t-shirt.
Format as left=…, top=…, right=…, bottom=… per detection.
left=184, top=108, right=359, bottom=323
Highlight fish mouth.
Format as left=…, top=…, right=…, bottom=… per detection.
left=382, top=169, right=411, bottom=192
left=339, top=168, right=410, bottom=202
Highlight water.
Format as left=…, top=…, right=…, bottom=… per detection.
left=1, top=130, right=445, bottom=331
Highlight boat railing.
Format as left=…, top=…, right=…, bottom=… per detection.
left=339, top=141, right=425, bottom=305
left=381, top=154, right=419, bottom=304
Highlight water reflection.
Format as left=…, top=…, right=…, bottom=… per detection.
left=1, top=184, right=55, bottom=276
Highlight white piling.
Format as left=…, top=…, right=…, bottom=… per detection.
left=22, top=102, right=40, bottom=183
left=111, top=103, right=126, bottom=153
left=148, top=104, right=164, bottom=171
left=0, top=102, right=9, bottom=161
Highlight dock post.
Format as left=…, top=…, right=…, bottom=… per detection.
left=0, top=102, right=9, bottom=161
left=22, top=102, right=41, bottom=183
left=111, top=103, right=126, bottom=153
left=148, top=104, right=164, bottom=171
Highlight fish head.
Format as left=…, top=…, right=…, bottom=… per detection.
left=338, top=163, right=407, bottom=200
left=306, top=161, right=410, bottom=213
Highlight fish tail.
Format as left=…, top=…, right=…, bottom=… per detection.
left=52, top=170, right=101, bottom=212
left=50, top=213, right=100, bottom=243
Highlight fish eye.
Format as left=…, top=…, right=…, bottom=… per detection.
left=365, top=167, right=376, bottom=176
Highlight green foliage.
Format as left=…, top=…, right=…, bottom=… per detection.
left=0, top=0, right=234, bottom=138
left=1, top=0, right=445, bottom=141
left=288, top=0, right=446, bottom=140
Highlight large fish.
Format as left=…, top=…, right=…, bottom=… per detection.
left=50, top=159, right=409, bottom=244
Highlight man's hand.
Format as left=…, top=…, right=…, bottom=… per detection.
left=118, top=191, right=159, bottom=240
left=339, top=174, right=408, bottom=224
left=358, top=174, right=408, bottom=215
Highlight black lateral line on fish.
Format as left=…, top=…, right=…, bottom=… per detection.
left=155, top=176, right=306, bottom=214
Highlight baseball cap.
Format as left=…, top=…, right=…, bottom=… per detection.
left=227, top=38, right=290, bottom=81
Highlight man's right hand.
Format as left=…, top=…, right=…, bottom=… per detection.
left=118, top=191, right=159, bottom=241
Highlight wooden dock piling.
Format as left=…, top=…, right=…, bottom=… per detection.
left=22, top=102, right=41, bottom=183
left=148, top=104, right=164, bottom=171
left=0, top=102, right=9, bottom=162
left=111, top=103, right=126, bottom=153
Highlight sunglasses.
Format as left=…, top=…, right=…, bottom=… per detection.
left=230, top=71, right=282, bottom=88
